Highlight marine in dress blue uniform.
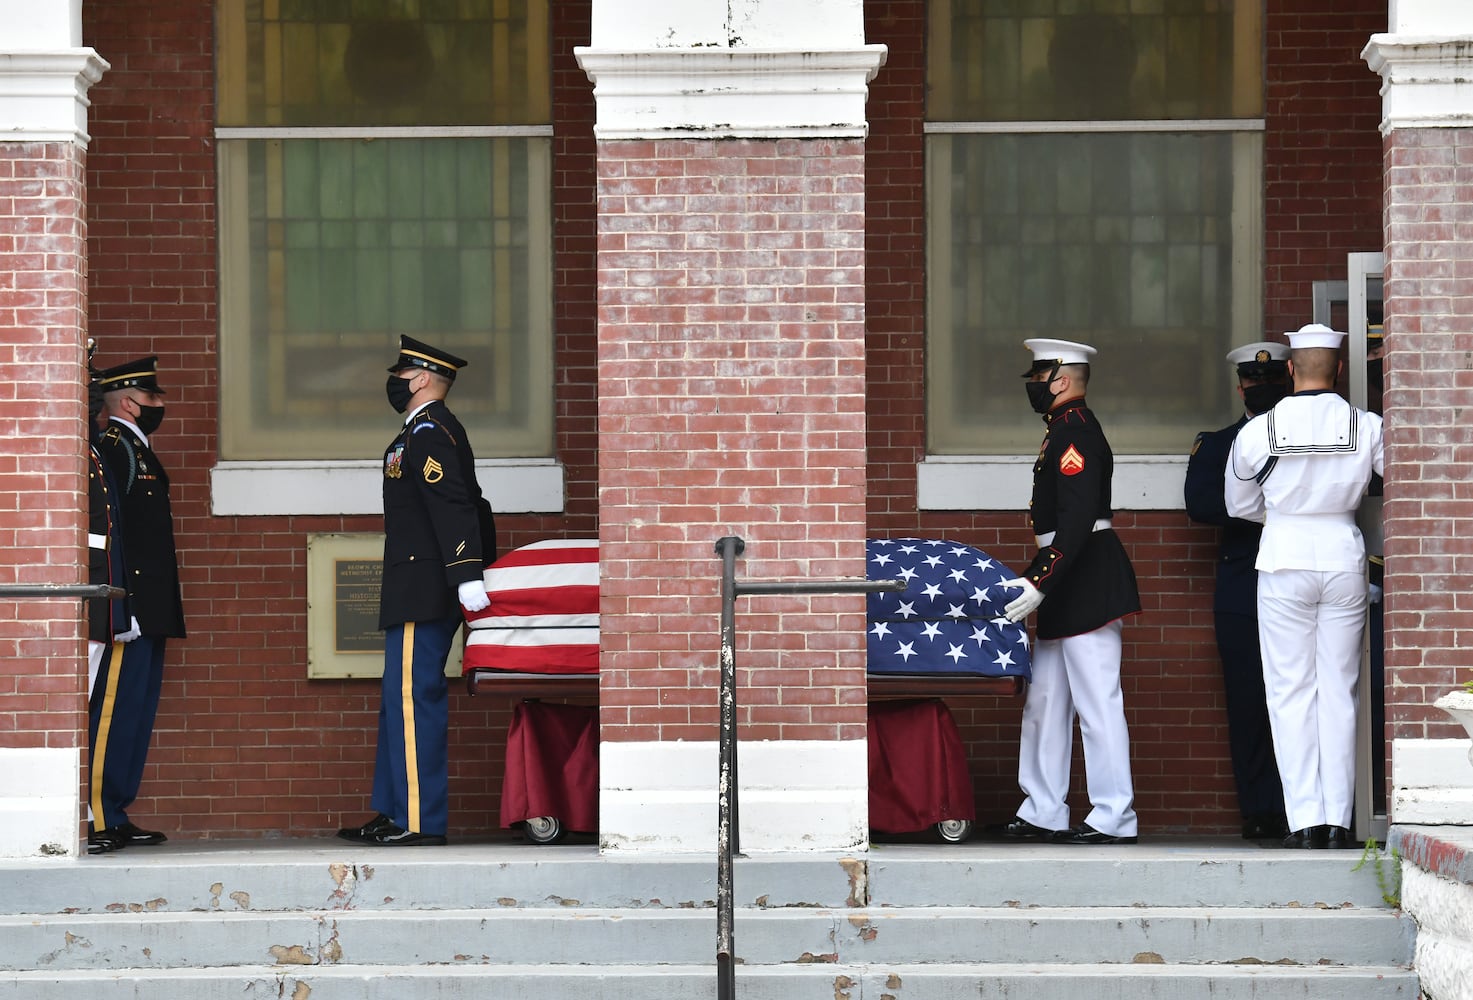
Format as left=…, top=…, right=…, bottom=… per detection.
left=339, top=336, right=496, bottom=846
left=998, top=339, right=1141, bottom=845
left=1184, top=341, right=1291, bottom=840
left=91, top=356, right=184, bottom=847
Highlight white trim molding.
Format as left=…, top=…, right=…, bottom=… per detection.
left=600, top=740, right=869, bottom=853
left=574, top=47, right=887, bottom=139
left=0, top=747, right=80, bottom=859
left=918, top=455, right=1189, bottom=511
left=211, top=459, right=565, bottom=516
left=1393, top=737, right=1473, bottom=825
left=1363, top=35, right=1473, bottom=134
left=0, top=50, right=109, bottom=146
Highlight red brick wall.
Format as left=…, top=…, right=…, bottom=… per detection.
left=49, top=0, right=1388, bottom=838
left=1381, top=128, right=1472, bottom=743
left=596, top=138, right=871, bottom=742
left=0, top=141, right=89, bottom=753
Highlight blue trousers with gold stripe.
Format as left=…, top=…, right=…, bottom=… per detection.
left=89, top=635, right=166, bottom=831
left=372, top=617, right=458, bottom=836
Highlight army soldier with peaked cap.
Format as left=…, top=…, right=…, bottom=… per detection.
left=339, top=335, right=497, bottom=846
left=1185, top=341, right=1292, bottom=841
left=997, top=338, right=1141, bottom=845
left=91, top=355, right=185, bottom=848
left=1226, top=323, right=1384, bottom=850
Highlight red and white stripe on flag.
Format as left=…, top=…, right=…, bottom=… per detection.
left=463, top=538, right=599, bottom=675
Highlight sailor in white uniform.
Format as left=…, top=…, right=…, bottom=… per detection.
left=1225, top=323, right=1384, bottom=849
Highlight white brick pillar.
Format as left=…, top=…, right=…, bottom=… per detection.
left=577, top=1, right=885, bottom=852
left=0, top=0, right=108, bottom=858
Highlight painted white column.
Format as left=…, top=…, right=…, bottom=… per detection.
left=1364, top=2, right=1473, bottom=827
left=578, top=1, right=884, bottom=854
left=0, top=0, right=106, bottom=858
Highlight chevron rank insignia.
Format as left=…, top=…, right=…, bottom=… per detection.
left=1059, top=445, right=1085, bottom=476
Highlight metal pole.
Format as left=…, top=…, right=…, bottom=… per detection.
left=714, top=535, right=743, bottom=1000
left=711, top=537, right=905, bottom=1000
left=0, top=584, right=125, bottom=599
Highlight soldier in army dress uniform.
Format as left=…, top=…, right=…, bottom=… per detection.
left=1185, top=341, right=1292, bottom=840
left=92, top=356, right=185, bottom=847
left=998, top=339, right=1142, bottom=845
left=85, top=348, right=132, bottom=854
left=338, top=335, right=497, bottom=846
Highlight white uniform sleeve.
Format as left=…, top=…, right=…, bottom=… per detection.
left=1224, top=424, right=1267, bottom=524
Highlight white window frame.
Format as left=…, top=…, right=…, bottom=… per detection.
left=920, top=118, right=1265, bottom=512
left=211, top=123, right=563, bottom=516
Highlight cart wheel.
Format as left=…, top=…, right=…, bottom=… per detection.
left=935, top=819, right=972, bottom=844
left=523, top=816, right=564, bottom=844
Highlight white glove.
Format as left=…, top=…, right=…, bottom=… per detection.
left=457, top=579, right=490, bottom=613
left=1368, top=583, right=1383, bottom=605
left=999, top=578, right=1045, bottom=624
left=113, top=616, right=142, bottom=643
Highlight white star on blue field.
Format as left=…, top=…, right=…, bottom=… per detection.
left=866, top=538, right=1031, bottom=679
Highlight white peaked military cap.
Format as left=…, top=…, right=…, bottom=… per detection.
left=1225, top=341, right=1290, bottom=366
left=1021, top=338, right=1097, bottom=376
left=1285, top=323, right=1345, bottom=350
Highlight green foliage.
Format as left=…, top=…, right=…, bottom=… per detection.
left=1353, top=836, right=1402, bottom=909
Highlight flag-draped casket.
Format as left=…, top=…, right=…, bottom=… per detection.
left=864, top=538, right=1032, bottom=682
left=463, top=537, right=1030, bottom=683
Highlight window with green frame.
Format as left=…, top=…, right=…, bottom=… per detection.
left=926, top=0, right=1263, bottom=456
left=216, top=0, right=552, bottom=461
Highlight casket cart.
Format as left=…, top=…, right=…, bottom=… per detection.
left=464, top=538, right=1030, bottom=844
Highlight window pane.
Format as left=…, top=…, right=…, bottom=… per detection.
left=928, top=0, right=1261, bottom=122
left=218, top=136, right=553, bottom=460
left=217, top=0, right=550, bottom=126
left=926, top=130, right=1262, bottom=455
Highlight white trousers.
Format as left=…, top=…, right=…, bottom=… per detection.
left=1257, top=568, right=1365, bottom=832
left=1016, top=619, right=1137, bottom=837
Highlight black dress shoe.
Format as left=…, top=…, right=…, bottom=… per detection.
left=1282, top=827, right=1327, bottom=849
left=992, top=816, right=1058, bottom=841
left=369, top=822, right=447, bottom=846
left=1323, top=825, right=1355, bottom=849
left=86, top=829, right=125, bottom=854
left=337, top=813, right=394, bottom=843
left=1056, top=822, right=1138, bottom=845
left=1241, top=815, right=1289, bottom=840
left=112, top=822, right=167, bottom=846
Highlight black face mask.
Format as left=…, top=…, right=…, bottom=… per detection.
left=1025, top=379, right=1057, bottom=415
left=385, top=374, right=415, bottom=414
left=1242, top=383, right=1288, bottom=416
left=133, top=403, right=165, bottom=436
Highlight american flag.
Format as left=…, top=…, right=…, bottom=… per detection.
left=866, top=538, right=1031, bottom=680
left=463, top=539, right=599, bottom=675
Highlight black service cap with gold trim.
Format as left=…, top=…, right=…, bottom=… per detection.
left=387, top=335, right=467, bottom=380
left=96, top=356, right=167, bottom=394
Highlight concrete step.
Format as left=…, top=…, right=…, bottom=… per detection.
left=0, top=905, right=1415, bottom=971
left=1, top=840, right=1394, bottom=914
left=0, top=962, right=1422, bottom=999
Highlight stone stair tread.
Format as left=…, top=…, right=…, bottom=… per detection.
left=0, top=962, right=1421, bottom=1000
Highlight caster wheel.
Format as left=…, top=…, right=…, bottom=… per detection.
left=523, top=816, right=564, bottom=844
left=935, top=818, right=972, bottom=844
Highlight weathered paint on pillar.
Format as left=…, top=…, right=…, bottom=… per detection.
left=0, top=0, right=108, bottom=857
left=578, top=0, right=885, bottom=852
left=1364, top=0, right=1473, bottom=827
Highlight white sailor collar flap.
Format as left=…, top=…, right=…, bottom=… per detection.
left=1265, top=397, right=1359, bottom=455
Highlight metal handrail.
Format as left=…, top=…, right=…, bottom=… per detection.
left=713, top=535, right=905, bottom=1000
left=0, top=584, right=124, bottom=599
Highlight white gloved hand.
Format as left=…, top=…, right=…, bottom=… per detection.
left=1368, top=582, right=1383, bottom=605
left=999, top=578, right=1045, bottom=624
left=458, top=579, right=490, bottom=613
left=113, top=616, right=142, bottom=643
